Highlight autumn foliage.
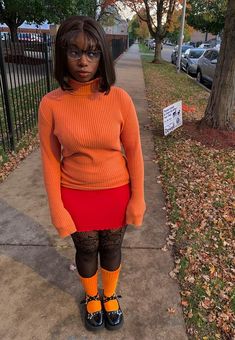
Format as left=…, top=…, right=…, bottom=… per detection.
left=143, top=57, right=235, bottom=339
left=125, top=0, right=178, bottom=62
left=100, top=0, right=118, bottom=10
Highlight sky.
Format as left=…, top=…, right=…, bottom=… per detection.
left=0, top=2, right=135, bottom=29
left=118, top=2, right=135, bottom=21
left=0, top=22, right=50, bottom=29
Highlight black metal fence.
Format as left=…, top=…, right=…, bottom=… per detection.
left=110, top=36, right=128, bottom=60
left=0, top=32, right=56, bottom=154
left=0, top=32, right=128, bottom=155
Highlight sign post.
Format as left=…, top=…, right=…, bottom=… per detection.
left=177, top=0, right=187, bottom=73
left=163, top=101, right=183, bottom=136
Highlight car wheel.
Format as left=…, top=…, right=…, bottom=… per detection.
left=196, top=70, right=203, bottom=84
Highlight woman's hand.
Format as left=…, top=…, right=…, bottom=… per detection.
left=125, top=197, right=146, bottom=228
left=52, top=207, right=77, bottom=238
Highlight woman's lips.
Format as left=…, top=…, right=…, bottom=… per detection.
left=77, top=71, right=90, bottom=77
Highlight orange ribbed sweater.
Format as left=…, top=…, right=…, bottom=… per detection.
left=38, top=78, right=145, bottom=238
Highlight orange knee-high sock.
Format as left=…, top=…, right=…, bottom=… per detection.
left=79, top=271, right=101, bottom=313
left=101, top=266, right=121, bottom=312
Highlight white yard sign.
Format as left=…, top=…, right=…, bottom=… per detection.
left=163, top=100, right=183, bottom=136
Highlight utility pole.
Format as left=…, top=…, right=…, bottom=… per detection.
left=177, top=0, right=187, bottom=73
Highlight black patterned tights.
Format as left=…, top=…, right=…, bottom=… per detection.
left=71, top=226, right=127, bottom=278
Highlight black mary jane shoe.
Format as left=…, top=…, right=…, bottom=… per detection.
left=103, top=293, right=124, bottom=331
left=80, top=293, right=104, bottom=331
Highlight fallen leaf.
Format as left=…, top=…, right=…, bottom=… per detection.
left=167, top=307, right=176, bottom=314
left=181, top=300, right=189, bottom=307
left=188, top=310, right=193, bottom=318
left=169, top=270, right=177, bottom=279
left=187, top=276, right=195, bottom=283
left=69, top=264, right=76, bottom=271
left=200, top=298, right=213, bottom=310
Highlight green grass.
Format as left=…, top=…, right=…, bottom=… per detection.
left=138, top=43, right=154, bottom=54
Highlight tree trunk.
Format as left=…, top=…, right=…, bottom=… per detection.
left=9, top=24, right=18, bottom=42
left=152, top=39, right=162, bottom=63
left=201, top=0, right=235, bottom=130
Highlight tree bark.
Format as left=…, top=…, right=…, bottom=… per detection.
left=201, top=0, right=235, bottom=130
left=152, top=39, right=162, bottom=63
left=9, top=24, right=19, bottom=42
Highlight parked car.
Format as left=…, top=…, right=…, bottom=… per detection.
left=0, top=32, right=10, bottom=41
left=18, top=33, right=43, bottom=42
left=149, top=39, right=156, bottom=49
left=181, top=48, right=206, bottom=76
left=148, top=39, right=163, bottom=50
left=185, top=41, right=196, bottom=48
left=196, top=48, right=219, bottom=85
left=171, top=45, right=191, bottom=65
left=144, top=38, right=152, bottom=46
left=164, top=40, right=174, bottom=46
left=198, top=43, right=211, bottom=48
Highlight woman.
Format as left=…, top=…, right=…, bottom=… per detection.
left=38, top=16, right=146, bottom=332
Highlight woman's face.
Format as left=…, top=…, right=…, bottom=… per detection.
left=66, top=33, right=101, bottom=83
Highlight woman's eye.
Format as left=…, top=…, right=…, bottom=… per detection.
left=87, top=51, right=95, bottom=57
left=70, top=50, right=79, bottom=56
left=87, top=50, right=100, bottom=58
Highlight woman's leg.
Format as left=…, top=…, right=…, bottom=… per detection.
left=99, top=226, right=127, bottom=270
left=99, top=226, right=127, bottom=312
left=71, top=231, right=99, bottom=277
left=71, top=231, right=100, bottom=313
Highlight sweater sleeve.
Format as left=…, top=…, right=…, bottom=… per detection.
left=38, top=98, right=77, bottom=238
left=120, top=94, right=146, bottom=226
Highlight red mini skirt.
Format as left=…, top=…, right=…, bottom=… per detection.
left=61, top=183, right=131, bottom=232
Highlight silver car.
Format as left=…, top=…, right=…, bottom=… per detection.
left=196, top=48, right=219, bottom=84
left=181, top=48, right=206, bottom=75
left=171, top=44, right=191, bottom=65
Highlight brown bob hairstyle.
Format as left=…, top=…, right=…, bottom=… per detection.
left=54, top=16, right=116, bottom=93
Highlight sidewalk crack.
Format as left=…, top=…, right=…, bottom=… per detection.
left=0, top=243, right=164, bottom=250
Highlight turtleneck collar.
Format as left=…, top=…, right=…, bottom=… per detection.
left=68, top=77, right=101, bottom=96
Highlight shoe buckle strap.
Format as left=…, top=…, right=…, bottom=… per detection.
left=103, top=293, right=122, bottom=303
left=80, top=293, right=100, bottom=305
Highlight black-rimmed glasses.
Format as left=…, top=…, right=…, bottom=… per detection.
left=67, top=47, right=101, bottom=62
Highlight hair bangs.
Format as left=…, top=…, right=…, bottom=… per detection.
left=82, top=31, right=100, bottom=51
left=60, top=30, right=99, bottom=51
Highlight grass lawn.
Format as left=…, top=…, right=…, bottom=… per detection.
left=142, top=56, right=235, bottom=339
left=139, top=43, right=154, bottom=54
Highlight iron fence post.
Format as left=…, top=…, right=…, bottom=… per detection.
left=0, top=36, right=15, bottom=150
left=43, top=33, right=51, bottom=92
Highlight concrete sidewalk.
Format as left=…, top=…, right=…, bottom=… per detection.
left=0, top=44, right=187, bottom=340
